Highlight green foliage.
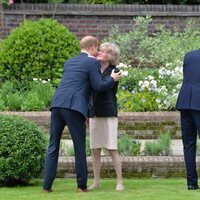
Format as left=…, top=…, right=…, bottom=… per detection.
left=118, top=134, right=141, bottom=156
left=21, top=92, right=45, bottom=111
left=103, top=16, right=152, bottom=65
left=60, top=137, right=91, bottom=156
left=118, top=90, right=159, bottom=112
left=86, top=136, right=91, bottom=156
left=65, top=145, right=75, bottom=156
left=117, top=67, right=160, bottom=112
left=0, top=95, right=7, bottom=111
left=0, top=80, right=55, bottom=111
left=0, top=81, right=23, bottom=111
left=144, top=133, right=171, bottom=156
left=103, top=16, right=200, bottom=67
left=0, top=179, right=196, bottom=200
left=6, top=92, right=24, bottom=111
left=197, top=140, right=200, bottom=156
left=0, top=18, right=80, bottom=86
left=0, top=114, right=47, bottom=186
left=29, top=80, right=55, bottom=108
left=117, top=59, right=183, bottom=111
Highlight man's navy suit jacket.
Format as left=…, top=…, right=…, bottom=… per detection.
left=176, top=49, right=200, bottom=111
left=51, top=52, right=115, bottom=118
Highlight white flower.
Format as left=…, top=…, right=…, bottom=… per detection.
left=138, top=81, right=143, bottom=86
left=172, top=89, right=176, bottom=93
left=121, top=70, right=129, bottom=76
left=116, top=63, right=124, bottom=68
left=143, top=80, right=149, bottom=87
left=161, top=86, right=167, bottom=90
left=158, top=105, right=162, bottom=109
left=148, top=75, right=154, bottom=80
left=42, top=80, right=47, bottom=84
left=33, top=78, right=38, bottom=81
left=141, top=98, right=146, bottom=103
left=165, top=63, right=172, bottom=67
left=150, top=80, right=157, bottom=85
left=156, top=99, right=161, bottom=103
left=48, top=79, right=51, bottom=81
left=163, top=92, right=168, bottom=96
left=116, top=63, right=129, bottom=69
left=166, top=70, right=171, bottom=75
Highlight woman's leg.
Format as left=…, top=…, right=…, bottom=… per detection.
left=109, top=150, right=124, bottom=191
left=89, top=148, right=102, bottom=189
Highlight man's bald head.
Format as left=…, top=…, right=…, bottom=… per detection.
left=80, top=35, right=99, bottom=51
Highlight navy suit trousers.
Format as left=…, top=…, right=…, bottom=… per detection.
left=180, top=109, right=200, bottom=186
left=43, top=108, right=87, bottom=190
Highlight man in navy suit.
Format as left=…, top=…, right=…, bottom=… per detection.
left=176, top=49, right=200, bottom=190
left=43, top=35, right=121, bottom=193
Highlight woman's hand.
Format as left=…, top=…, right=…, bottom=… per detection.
left=111, top=70, right=121, bottom=82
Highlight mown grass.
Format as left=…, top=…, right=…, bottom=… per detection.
left=1, top=178, right=200, bottom=200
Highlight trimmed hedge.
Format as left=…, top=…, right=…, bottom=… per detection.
left=0, top=18, right=80, bottom=86
left=0, top=115, right=47, bottom=186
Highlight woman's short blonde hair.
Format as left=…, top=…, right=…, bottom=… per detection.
left=99, top=42, right=120, bottom=65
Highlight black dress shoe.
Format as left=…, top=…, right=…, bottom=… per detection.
left=188, top=185, right=199, bottom=190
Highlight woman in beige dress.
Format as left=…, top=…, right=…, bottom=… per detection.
left=89, top=42, right=124, bottom=191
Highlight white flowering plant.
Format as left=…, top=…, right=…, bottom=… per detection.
left=117, top=61, right=183, bottom=112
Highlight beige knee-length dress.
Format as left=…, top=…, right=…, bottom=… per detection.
left=89, top=117, right=118, bottom=150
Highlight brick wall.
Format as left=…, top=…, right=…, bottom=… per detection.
left=1, top=4, right=200, bottom=39
left=0, top=111, right=181, bottom=139
left=58, top=156, right=200, bottom=178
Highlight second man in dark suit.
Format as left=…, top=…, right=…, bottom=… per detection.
left=176, top=49, right=200, bottom=190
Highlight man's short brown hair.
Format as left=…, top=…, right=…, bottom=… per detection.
left=80, top=35, right=99, bottom=50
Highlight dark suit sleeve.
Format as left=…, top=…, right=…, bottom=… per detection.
left=113, top=81, right=119, bottom=95
left=88, top=59, right=115, bottom=92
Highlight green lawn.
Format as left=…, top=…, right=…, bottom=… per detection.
left=1, top=179, right=200, bottom=200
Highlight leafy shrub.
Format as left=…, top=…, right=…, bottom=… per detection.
left=0, top=18, right=80, bottom=86
left=0, top=114, right=47, bottom=186
left=0, top=80, right=55, bottom=111
left=30, top=79, right=55, bottom=108
left=117, top=90, right=159, bottom=112
left=103, top=16, right=200, bottom=67
left=0, top=95, right=7, bottom=111
left=103, top=16, right=152, bottom=65
left=144, top=133, right=171, bottom=156
left=0, top=81, right=23, bottom=111
left=6, top=92, right=24, bottom=111
left=116, top=60, right=182, bottom=112
left=118, top=134, right=141, bottom=156
left=21, top=92, right=45, bottom=111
